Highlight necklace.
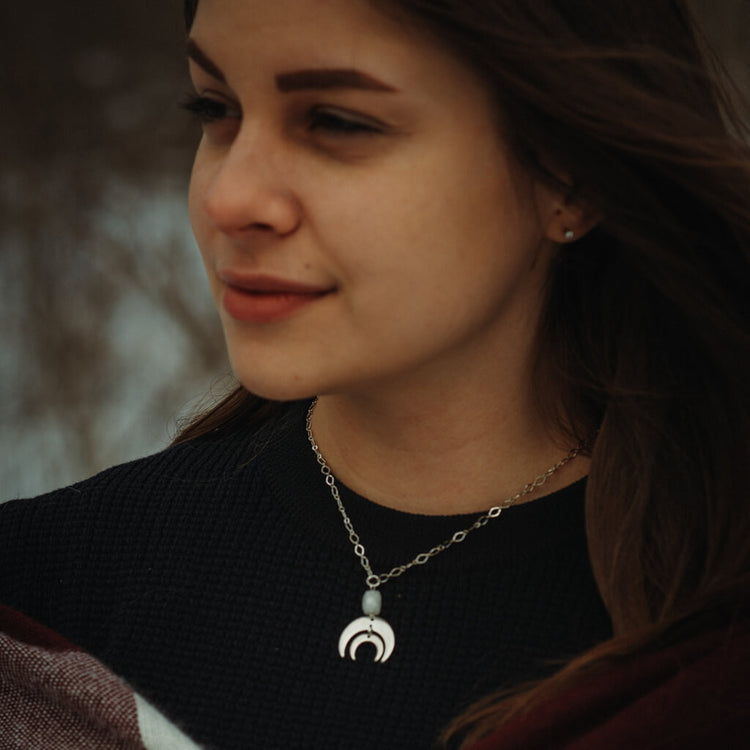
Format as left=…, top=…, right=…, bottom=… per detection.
left=305, top=399, right=584, bottom=663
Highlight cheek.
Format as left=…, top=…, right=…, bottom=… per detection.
left=326, top=148, right=529, bottom=284
left=187, top=159, right=224, bottom=302
left=188, top=156, right=208, bottom=240
left=351, top=161, right=546, bottom=338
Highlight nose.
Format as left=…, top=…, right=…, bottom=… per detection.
left=199, top=130, right=302, bottom=238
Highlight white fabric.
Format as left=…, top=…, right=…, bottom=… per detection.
left=135, top=693, right=204, bottom=750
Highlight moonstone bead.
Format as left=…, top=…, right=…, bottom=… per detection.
left=362, top=589, right=382, bottom=616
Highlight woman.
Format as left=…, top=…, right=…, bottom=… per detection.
left=1, top=0, right=748, bottom=748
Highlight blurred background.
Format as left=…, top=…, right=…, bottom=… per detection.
left=1, top=0, right=749, bottom=501
left=1, top=0, right=228, bottom=500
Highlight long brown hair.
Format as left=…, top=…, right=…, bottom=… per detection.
left=180, top=0, right=750, bottom=744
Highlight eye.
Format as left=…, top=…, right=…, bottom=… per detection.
left=308, top=106, right=383, bottom=136
left=181, top=93, right=241, bottom=125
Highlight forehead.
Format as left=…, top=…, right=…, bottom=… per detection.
left=189, top=0, right=463, bottom=89
left=191, top=0, right=407, bottom=56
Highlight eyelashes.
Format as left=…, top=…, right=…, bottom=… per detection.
left=307, top=106, right=383, bottom=136
left=180, top=92, right=384, bottom=137
left=181, top=93, right=237, bottom=124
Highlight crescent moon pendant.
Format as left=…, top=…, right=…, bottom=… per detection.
left=348, top=632, right=385, bottom=662
left=338, top=616, right=395, bottom=663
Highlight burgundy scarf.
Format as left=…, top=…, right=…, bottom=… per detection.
left=0, top=603, right=201, bottom=749
left=470, top=618, right=750, bottom=750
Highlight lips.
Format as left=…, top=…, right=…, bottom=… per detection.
left=218, top=272, right=334, bottom=323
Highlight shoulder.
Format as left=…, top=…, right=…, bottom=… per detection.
left=0, top=400, right=301, bottom=531
left=0, top=400, right=309, bottom=650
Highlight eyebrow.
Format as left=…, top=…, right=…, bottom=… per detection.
left=276, top=69, right=397, bottom=94
left=186, top=39, right=226, bottom=83
left=186, top=39, right=397, bottom=94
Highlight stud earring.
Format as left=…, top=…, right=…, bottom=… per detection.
left=564, top=229, right=575, bottom=241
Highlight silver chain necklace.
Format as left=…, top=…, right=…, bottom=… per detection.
left=305, top=399, right=583, bottom=663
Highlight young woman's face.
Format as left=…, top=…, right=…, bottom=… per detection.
left=188, top=0, right=562, bottom=401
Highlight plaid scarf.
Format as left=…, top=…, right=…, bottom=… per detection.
left=0, top=604, right=202, bottom=749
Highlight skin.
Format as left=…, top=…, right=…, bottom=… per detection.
left=188, top=0, right=591, bottom=514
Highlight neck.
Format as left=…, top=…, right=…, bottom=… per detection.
left=309, top=383, right=587, bottom=516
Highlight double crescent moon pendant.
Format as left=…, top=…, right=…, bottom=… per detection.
left=338, top=615, right=396, bottom=663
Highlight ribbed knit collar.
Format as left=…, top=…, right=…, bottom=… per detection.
left=259, top=399, right=588, bottom=574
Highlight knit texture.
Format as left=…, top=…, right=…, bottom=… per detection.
left=0, top=400, right=611, bottom=749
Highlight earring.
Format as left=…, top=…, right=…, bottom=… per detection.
left=564, top=229, right=575, bottom=241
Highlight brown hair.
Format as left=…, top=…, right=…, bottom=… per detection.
left=180, top=0, right=750, bottom=744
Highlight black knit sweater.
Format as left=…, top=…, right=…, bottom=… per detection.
left=0, top=400, right=611, bottom=749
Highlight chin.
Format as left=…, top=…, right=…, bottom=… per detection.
left=232, top=368, right=319, bottom=404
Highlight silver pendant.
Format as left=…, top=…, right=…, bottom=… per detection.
left=338, top=615, right=395, bottom=663
left=338, top=589, right=395, bottom=662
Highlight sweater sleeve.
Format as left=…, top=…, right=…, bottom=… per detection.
left=0, top=442, right=210, bottom=655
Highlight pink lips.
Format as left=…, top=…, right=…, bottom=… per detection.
left=219, top=272, right=333, bottom=323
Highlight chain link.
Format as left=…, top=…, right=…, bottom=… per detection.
left=306, top=400, right=583, bottom=590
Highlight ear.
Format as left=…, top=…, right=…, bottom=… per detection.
left=544, top=191, right=601, bottom=244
